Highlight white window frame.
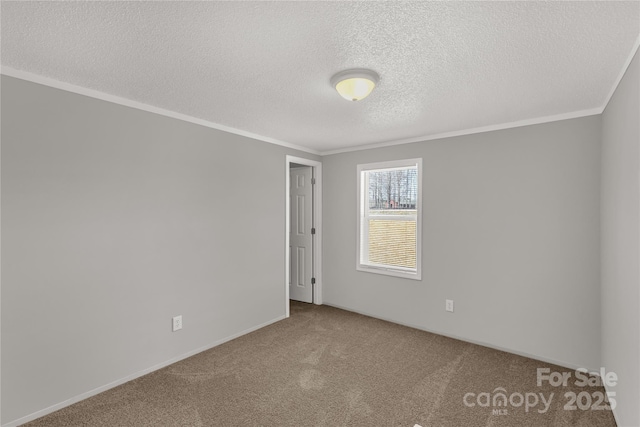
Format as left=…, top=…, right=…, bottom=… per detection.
left=357, top=158, right=422, bottom=280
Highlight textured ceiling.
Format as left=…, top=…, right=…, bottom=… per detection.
left=2, top=1, right=639, bottom=154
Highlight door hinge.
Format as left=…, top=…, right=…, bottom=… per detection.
left=311, top=277, right=316, bottom=285
left=311, top=227, right=316, bottom=235
left=311, top=178, right=316, bottom=185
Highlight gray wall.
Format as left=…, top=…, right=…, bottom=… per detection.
left=323, top=116, right=602, bottom=371
left=0, top=76, right=318, bottom=424
left=601, top=49, right=639, bottom=427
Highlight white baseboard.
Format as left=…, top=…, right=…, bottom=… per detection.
left=324, top=302, right=598, bottom=373
left=2, top=315, right=286, bottom=427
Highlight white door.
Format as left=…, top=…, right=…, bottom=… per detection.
left=290, top=166, right=314, bottom=303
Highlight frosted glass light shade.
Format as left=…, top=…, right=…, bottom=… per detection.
left=331, top=69, right=379, bottom=101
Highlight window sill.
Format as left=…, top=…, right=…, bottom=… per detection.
left=356, top=264, right=422, bottom=281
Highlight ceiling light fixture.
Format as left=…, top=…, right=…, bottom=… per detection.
left=330, top=69, right=379, bottom=101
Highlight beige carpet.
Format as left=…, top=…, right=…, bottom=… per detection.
left=25, top=302, right=616, bottom=426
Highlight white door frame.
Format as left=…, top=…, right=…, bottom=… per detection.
left=285, top=155, right=322, bottom=317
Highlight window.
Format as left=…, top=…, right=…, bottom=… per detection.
left=357, top=158, right=422, bottom=280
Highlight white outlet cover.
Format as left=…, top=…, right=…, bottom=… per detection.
left=172, top=315, right=182, bottom=332
left=445, top=300, right=454, bottom=312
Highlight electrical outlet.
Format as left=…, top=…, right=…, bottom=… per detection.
left=445, top=299, right=454, bottom=313
left=172, top=315, right=183, bottom=332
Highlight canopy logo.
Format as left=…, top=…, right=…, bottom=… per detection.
left=463, top=388, right=554, bottom=414
left=462, top=367, right=617, bottom=416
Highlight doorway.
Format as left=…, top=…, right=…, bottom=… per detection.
left=285, top=156, right=322, bottom=317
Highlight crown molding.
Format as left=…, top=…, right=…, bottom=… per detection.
left=0, top=67, right=321, bottom=156
left=601, top=33, right=640, bottom=112
left=321, top=108, right=603, bottom=156
left=5, top=40, right=637, bottom=159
